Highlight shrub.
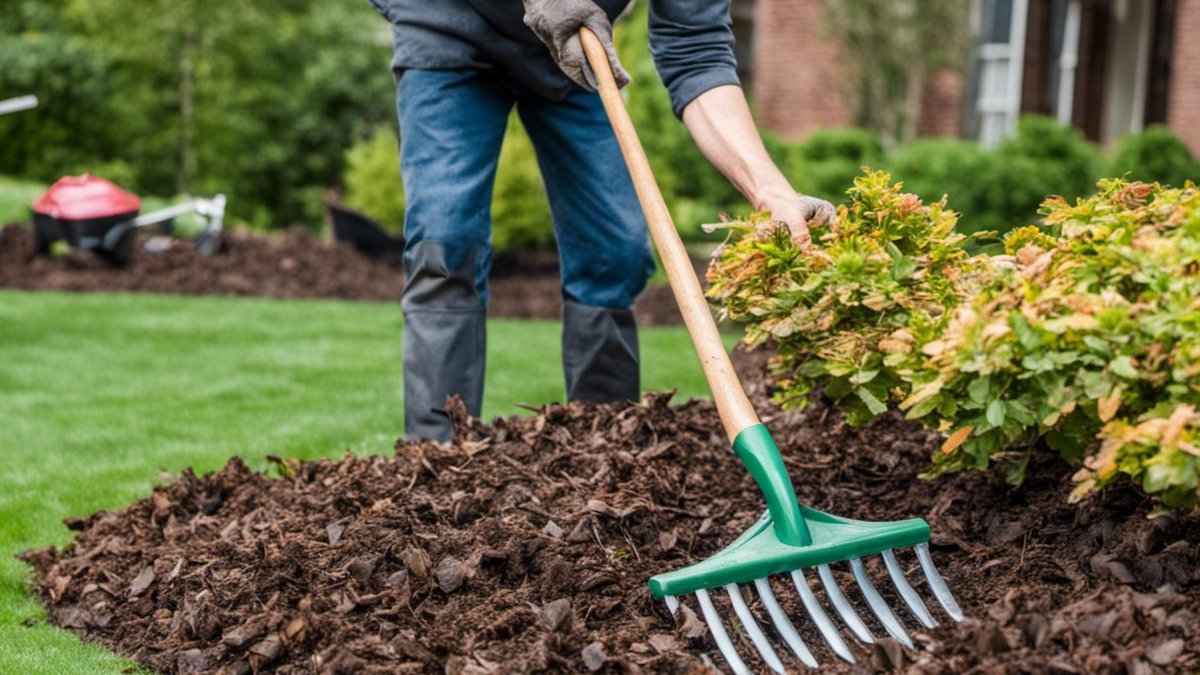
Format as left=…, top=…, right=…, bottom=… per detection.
left=887, top=139, right=993, bottom=233
left=790, top=128, right=885, bottom=204
left=985, top=116, right=1103, bottom=233
left=1108, top=125, right=1199, bottom=187
left=706, top=170, right=992, bottom=423
left=343, top=128, right=404, bottom=233
left=917, top=181, right=1200, bottom=508
left=708, top=170, right=1200, bottom=509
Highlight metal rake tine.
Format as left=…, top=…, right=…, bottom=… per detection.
left=849, top=557, right=914, bottom=649
left=752, top=577, right=819, bottom=668
left=695, top=588, right=752, bottom=675
left=724, top=584, right=786, bottom=674
left=916, top=542, right=964, bottom=621
left=817, top=564, right=875, bottom=644
left=882, top=549, right=937, bottom=628
left=664, top=595, right=680, bottom=616
left=789, top=569, right=856, bottom=664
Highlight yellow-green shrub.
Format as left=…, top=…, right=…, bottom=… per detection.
left=708, top=171, right=1200, bottom=508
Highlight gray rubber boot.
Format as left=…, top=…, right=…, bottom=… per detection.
left=401, top=241, right=486, bottom=441
left=562, top=300, right=640, bottom=403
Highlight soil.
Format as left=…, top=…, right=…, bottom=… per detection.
left=0, top=225, right=683, bottom=325
left=18, top=351, right=1200, bottom=674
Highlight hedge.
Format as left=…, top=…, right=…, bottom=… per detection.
left=708, top=170, right=1200, bottom=509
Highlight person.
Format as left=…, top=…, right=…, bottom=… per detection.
left=369, top=0, right=835, bottom=441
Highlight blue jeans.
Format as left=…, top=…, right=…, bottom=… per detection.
left=397, top=68, right=655, bottom=439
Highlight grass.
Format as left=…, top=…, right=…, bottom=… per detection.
left=0, top=177, right=45, bottom=225
left=0, top=290, right=724, bottom=674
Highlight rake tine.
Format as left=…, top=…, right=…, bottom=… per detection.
left=789, top=569, right=856, bottom=664
left=664, top=595, right=680, bottom=616
left=724, top=584, right=786, bottom=674
left=882, top=550, right=937, bottom=628
left=816, top=564, right=875, bottom=644
left=752, top=577, right=819, bottom=668
left=696, top=588, right=751, bottom=675
left=915, top=542, right=963, bottom=621
left=849, top=558, right=914, bottom=649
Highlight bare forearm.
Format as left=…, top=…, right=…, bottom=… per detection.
left=680, top=84, right=793, bottom=211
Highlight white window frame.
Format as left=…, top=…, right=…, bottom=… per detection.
left=975, top=0, right=1030, bottom=146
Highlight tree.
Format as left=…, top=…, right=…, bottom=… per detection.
left=20, top=0, right=397, bottom=227
left=820, top=0, right=971, bottom=147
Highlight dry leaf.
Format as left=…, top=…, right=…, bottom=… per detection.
left=941, top=427, right=974, bottom=454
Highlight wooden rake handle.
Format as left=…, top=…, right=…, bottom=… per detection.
left=578, top=27, right=759, bottom=442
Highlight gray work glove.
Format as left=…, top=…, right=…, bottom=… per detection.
left=522, top=0, right=630, bottom=91
left=761, top=194, right=837, bottom=247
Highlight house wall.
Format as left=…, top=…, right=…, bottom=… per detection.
left=1167, top=0, right=1200, bottom=156
left=918, top=69, right=967, bottom=137
left=750, top=0, right=963, bottom=140
left=751, top=0, right=851, bottom=139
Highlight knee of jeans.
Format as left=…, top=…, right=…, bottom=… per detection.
left=564, top=241, right=655, bottom=309
left=402, top=239, right=491, bottom=310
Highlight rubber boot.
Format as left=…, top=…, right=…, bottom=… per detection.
left=562, top=299, right=640, bottom=403
left=402, top=241, right=487, bottom=441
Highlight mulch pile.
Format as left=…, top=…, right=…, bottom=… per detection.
left=18, top=353, right=1200, bottom=673
left=0, top=225, right=682, bottom=324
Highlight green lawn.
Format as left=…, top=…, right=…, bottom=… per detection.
left=0, top=290, right=720, bottom=674
left=0, top=177, right=45, bottom=225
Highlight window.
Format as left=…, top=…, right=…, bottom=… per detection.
left=971, top=0, right=1030, bottom=146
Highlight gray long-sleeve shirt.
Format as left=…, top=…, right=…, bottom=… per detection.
left=367, top=0, right=739, bottom=117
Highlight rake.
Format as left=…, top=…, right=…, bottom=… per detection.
left=578, top=29, right=963, bottom=672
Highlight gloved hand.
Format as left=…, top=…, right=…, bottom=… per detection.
left=761, top=194, right=836, bottom=247
left=522, top=0, right=630, bottom=91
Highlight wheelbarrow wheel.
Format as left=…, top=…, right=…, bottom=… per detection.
left=96, top=227, right=136, bottom=267
left=33, top=229, right=54, bottom=257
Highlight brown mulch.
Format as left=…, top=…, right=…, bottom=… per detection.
left=0, top=225, right=683, bottom=324
left=17, top=353, right=1200, bottom=674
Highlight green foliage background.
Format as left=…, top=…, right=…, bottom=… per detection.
left=0, top=0, right=394, bottom=228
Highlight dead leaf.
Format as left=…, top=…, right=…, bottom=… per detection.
left=128, top=567, right=156, bottom=597
left=676, top=603, right=706, bottom=639
left=941, top=427, right=974, bottom=454
left=648, top=633, right=679, bottom=653
left=326, top=519, right=348, bottom=545
left=1163, top=404, right=1195, bottom=447
left=1097, top=389, right=1122, bottom=423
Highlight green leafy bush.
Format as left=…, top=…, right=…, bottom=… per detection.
left=888, top=118, right=1102, bottom=235
left=915, top=181, right=1200, bottom=507
left=706, top=170, right=991, bottom=422
left=1109, top=125, right=1199, bottom=187
left=343, top=128, right=404, bottom=233
left=887, top=138, right=993, bottom=233
left=986, top=117, right=1102, bottom=230
left=709, top=171, right=1200, bottom=509
left=788, top=128, right=885, bottom=205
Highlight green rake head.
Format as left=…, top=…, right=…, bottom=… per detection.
left=652, top=424, right=963, bottom=673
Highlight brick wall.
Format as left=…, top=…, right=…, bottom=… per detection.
left=1167, top=0, right=1200, bottom=156
left=751, top=0, right=851, bottom=140
left=917, top=69, right=965, bottom=137
left=750, top=0, right=962, bottom=140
